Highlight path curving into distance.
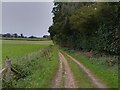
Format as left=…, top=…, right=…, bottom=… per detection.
left=52, top=52, right=76, bottom=88
left=52, top=51, right=107, bottom=89
left=65, top=52, right=107, bottom=88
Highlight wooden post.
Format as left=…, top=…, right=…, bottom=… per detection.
left=5, top=58, right=11, bottom=81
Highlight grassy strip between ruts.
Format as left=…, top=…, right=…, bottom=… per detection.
left=61, top=51, right=96, bottom=88
left=3, top=45, right=59, bottom=88
left=64, top=50, right=118, bottom=88
left=60, top=63, right=65, bottom=88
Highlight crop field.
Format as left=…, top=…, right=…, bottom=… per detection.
left=2, top=40, right=53, bottom=60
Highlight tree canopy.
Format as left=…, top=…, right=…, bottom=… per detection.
left=48, top=2, right=119, bottom=55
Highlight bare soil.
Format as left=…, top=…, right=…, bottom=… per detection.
left=52, top=52, right=76, bottom=88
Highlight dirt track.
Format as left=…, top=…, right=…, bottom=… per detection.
left=65, top=52, right=107, bottom=88
left=52, top=51, right=107, bottom=88
left=52, top=52, right=76, bottom=88
left=52, top=52, right=63, bottom=88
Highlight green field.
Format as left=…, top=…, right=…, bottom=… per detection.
left=2, top=40, right=53, bottom=60
left=1, top=40, right=59, bottom=88
left=2, top=37, right=50, bottom=41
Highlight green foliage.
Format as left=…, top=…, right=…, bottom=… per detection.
left=49, top=2, right=119, bottom=55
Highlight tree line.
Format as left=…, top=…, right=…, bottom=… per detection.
left=1, top=33, right=25, bottom=38
left=48, top=2, right=119, bottom=55
left=0, top=33, right=50, bottom=39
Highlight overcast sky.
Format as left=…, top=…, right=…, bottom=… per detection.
left=2, top=2, right=54, bottom=37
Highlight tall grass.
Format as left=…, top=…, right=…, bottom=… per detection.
left=3, top=45, right=59, bottom=88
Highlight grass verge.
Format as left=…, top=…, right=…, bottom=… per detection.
left=3, top=45, right=59, bottom=88
left=64, top=50, right=118, bottom=88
